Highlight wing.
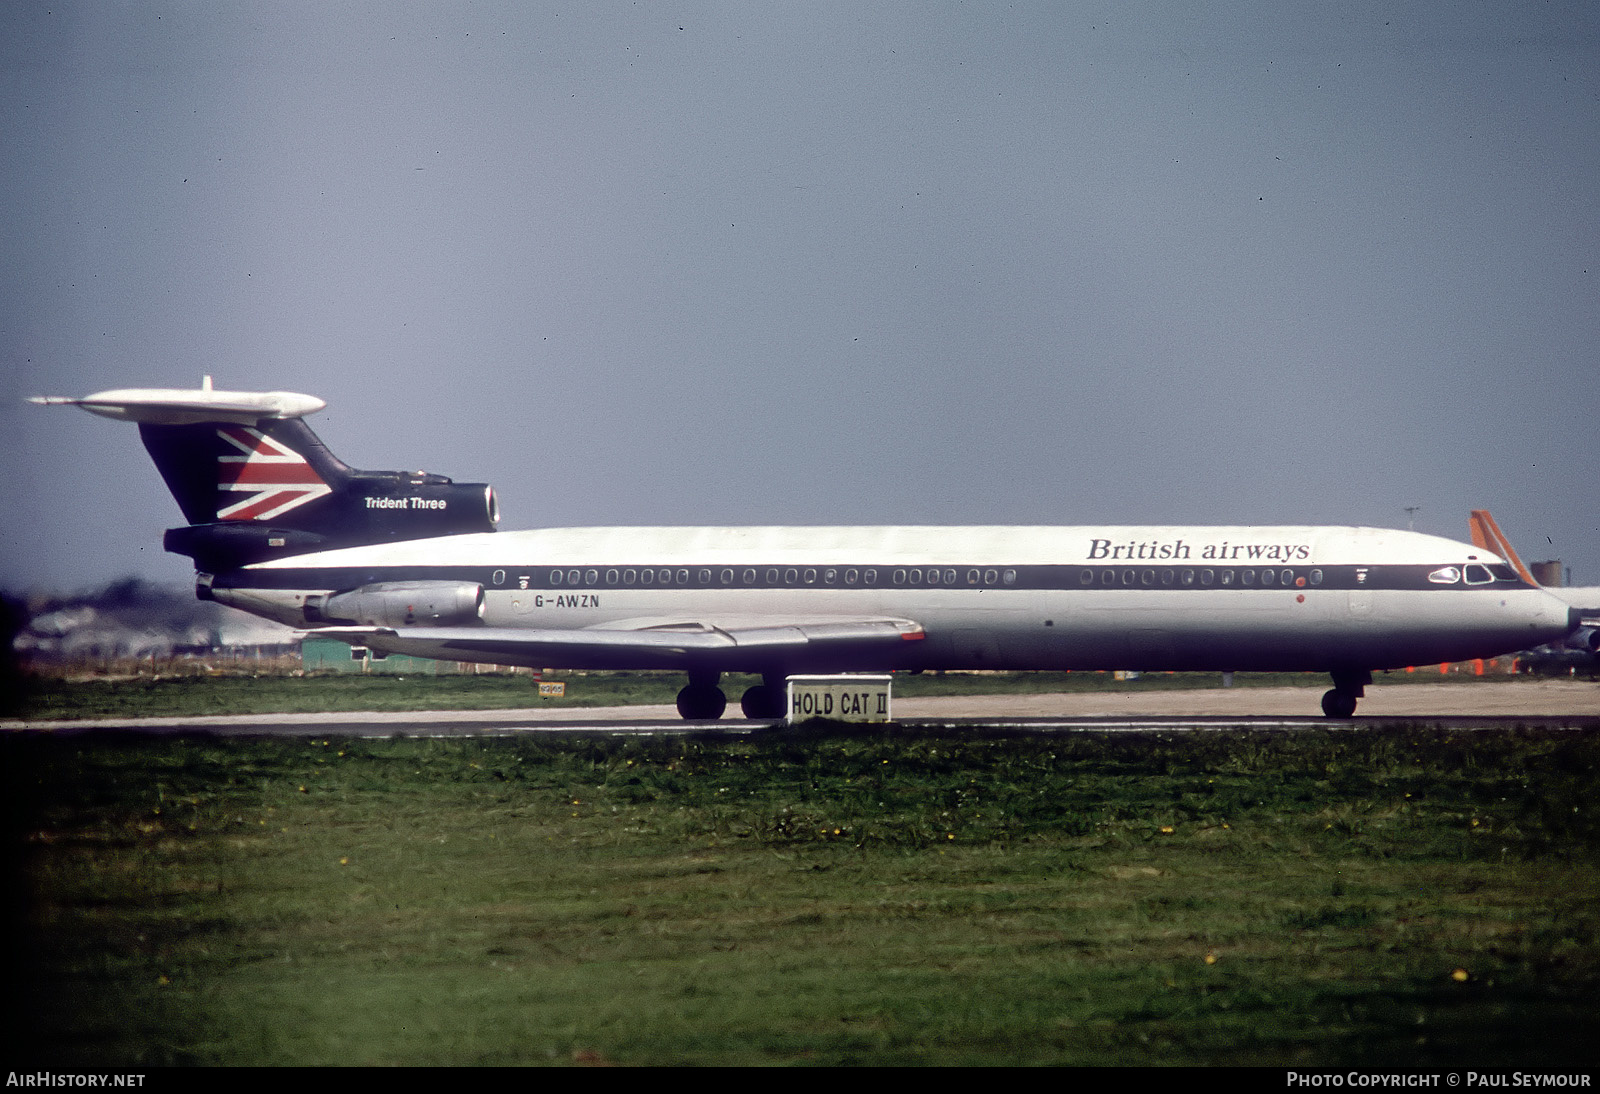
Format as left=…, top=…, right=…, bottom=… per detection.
left=308, top=616, right=927, bottom=673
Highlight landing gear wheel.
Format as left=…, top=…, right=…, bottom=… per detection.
left=1321, top=688, right=1358, bottom=718
left=1322, top=668, right=1369, bottom=718
left=740, top=684, right=785, bottom=720
left=676, top=683, right=727, bottom=720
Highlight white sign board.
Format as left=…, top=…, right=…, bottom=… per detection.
left=785, top=675, right=892, bottom=724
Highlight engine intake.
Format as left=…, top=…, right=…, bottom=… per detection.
left=347, top=481, right=499, bottom=540
left=304, top=582, right=485, bottom=627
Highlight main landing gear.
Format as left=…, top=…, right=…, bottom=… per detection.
left=674, top=671, right=787, bottom=721
left=1321, top=669, right=1371, bottom=718
left=675, top=682, right=726, bottom=720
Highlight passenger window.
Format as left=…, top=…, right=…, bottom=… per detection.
left=550, top=570, right=564, bottom=585
left=1080, top=569, right=1095, bottom=586
left=1309, top=569, right=1323, bottom=586
left=1003, top=569, right=1017, bottom=585
left=585, top=569, right=599, bottom=586
left=1181, top=569, right=1195, bottom=586
left=1200, top=569, right=1215, bottom=586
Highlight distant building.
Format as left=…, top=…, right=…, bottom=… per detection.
left=298, top=636, right=527, bottom=675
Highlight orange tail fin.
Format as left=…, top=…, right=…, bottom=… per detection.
left=1468, top=510, right=1540, bottom=588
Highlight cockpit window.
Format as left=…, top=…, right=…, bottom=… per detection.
left=1428, top=566, right=1461, bottom=584
left=1464, top=564, right=1495, bottom=586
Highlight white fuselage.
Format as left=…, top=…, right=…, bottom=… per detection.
left=206, top=523, right=1576, bottom=675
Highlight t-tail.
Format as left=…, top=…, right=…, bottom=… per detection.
left=32, top=378, right=498, bottom=571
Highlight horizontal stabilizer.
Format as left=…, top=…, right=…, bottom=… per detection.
left=31, top=377, right=324, bottom=425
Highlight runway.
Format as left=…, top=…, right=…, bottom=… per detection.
left=6, top=680, right=1595, bottom=737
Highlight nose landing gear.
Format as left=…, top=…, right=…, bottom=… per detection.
left=1321, top=668, right=1371, bottom=718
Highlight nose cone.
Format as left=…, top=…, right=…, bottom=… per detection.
left=1491, top=588, right=1582, bottom=655
left=1528, top=592, right=1584, bottom=646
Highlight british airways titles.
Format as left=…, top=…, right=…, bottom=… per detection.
left=1087, top=538, right=1313, bottom=562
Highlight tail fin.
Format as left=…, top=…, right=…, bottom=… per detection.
left=139, top=417, right=349, bottom=527
left=1467, top=510, right=1540, bottom=588
left=34, top=380, right=497, bottom=570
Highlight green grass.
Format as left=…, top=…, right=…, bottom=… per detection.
left=4, top=726, right=1598, bottom=1066
left=12, top=667, right=1527, bottom=721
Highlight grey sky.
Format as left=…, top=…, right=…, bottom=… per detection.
left=3, top=1, right=1596, bottom=594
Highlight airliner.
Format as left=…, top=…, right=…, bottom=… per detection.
left=34, top=381, right=1580, bottom=719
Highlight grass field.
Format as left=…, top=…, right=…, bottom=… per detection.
left=3, top=723, right=1598, bottom=1066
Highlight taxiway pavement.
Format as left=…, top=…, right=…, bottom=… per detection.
left=4, top=680, right=1594, bottom=736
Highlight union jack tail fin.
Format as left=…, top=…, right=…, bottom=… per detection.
left=33, top=380, right=498, bottom=570
left=140, top=418, right=350, bottom=529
